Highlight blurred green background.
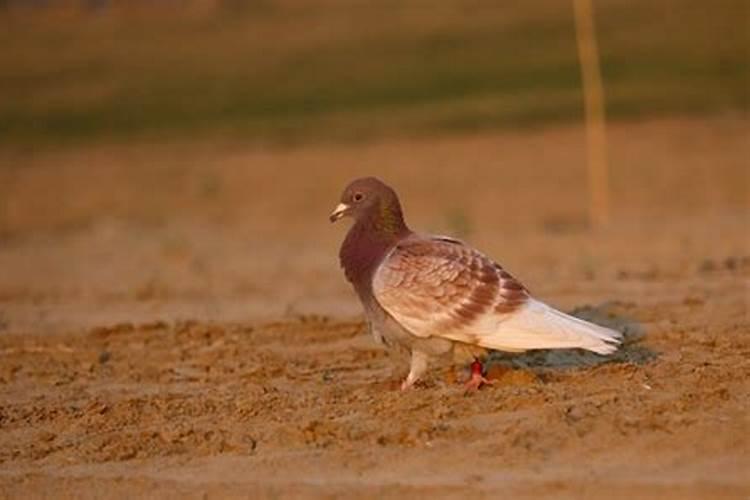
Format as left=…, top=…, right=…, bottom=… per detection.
left=0, top=0, right=747, bottom=148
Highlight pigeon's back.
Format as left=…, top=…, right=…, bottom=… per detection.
left=372, top=235, right=622, bottom=354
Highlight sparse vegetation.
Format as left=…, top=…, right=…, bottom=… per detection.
left=0, top=0, right=746, bottom=148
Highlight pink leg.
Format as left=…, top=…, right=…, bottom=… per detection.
left=401, top=350, right=429, bottom=391
left=464, top=359, right=492, bottom=392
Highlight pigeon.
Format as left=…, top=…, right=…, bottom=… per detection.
left=330, top=177, right=622, bottom=390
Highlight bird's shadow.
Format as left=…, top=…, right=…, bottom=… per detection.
left=486, top=302, right=656, bottom=371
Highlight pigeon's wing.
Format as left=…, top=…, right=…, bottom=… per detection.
left=372, top=236, right=621, bottom=354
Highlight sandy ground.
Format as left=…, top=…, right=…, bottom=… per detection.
left=0, top=117, right=748, bottom=498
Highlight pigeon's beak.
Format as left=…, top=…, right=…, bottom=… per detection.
left=329, top=203, right=350, bottom=223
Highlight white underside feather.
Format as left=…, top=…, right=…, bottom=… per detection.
left=441, top=298, right=622, bottom=354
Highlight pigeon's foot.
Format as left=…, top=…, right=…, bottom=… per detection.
left=464, top=359, right=492, bottom=392
left=401, top=350, right=429, bottom=391
left=401, top=376, right=430, bottom=391
left=400, top=378, right=416, bottom=391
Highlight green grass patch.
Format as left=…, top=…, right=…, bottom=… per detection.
left=0, top=0, right=746, bottom=148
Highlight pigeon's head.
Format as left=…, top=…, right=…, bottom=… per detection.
left=329, top=177, right=403, bottom=225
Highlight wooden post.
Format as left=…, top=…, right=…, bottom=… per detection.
left=573, top=0, right=610, bottom=227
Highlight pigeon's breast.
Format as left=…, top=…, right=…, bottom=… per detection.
left=340, top=225, right=395, bottom=291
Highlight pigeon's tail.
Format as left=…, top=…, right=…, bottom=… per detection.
left=481, top=298, right=623, bottom=355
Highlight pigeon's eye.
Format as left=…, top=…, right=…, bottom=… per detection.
left=353, top=192, right=365, bottom=202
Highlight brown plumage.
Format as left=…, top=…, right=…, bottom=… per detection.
left=330, top=177, right=622, bottom=390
